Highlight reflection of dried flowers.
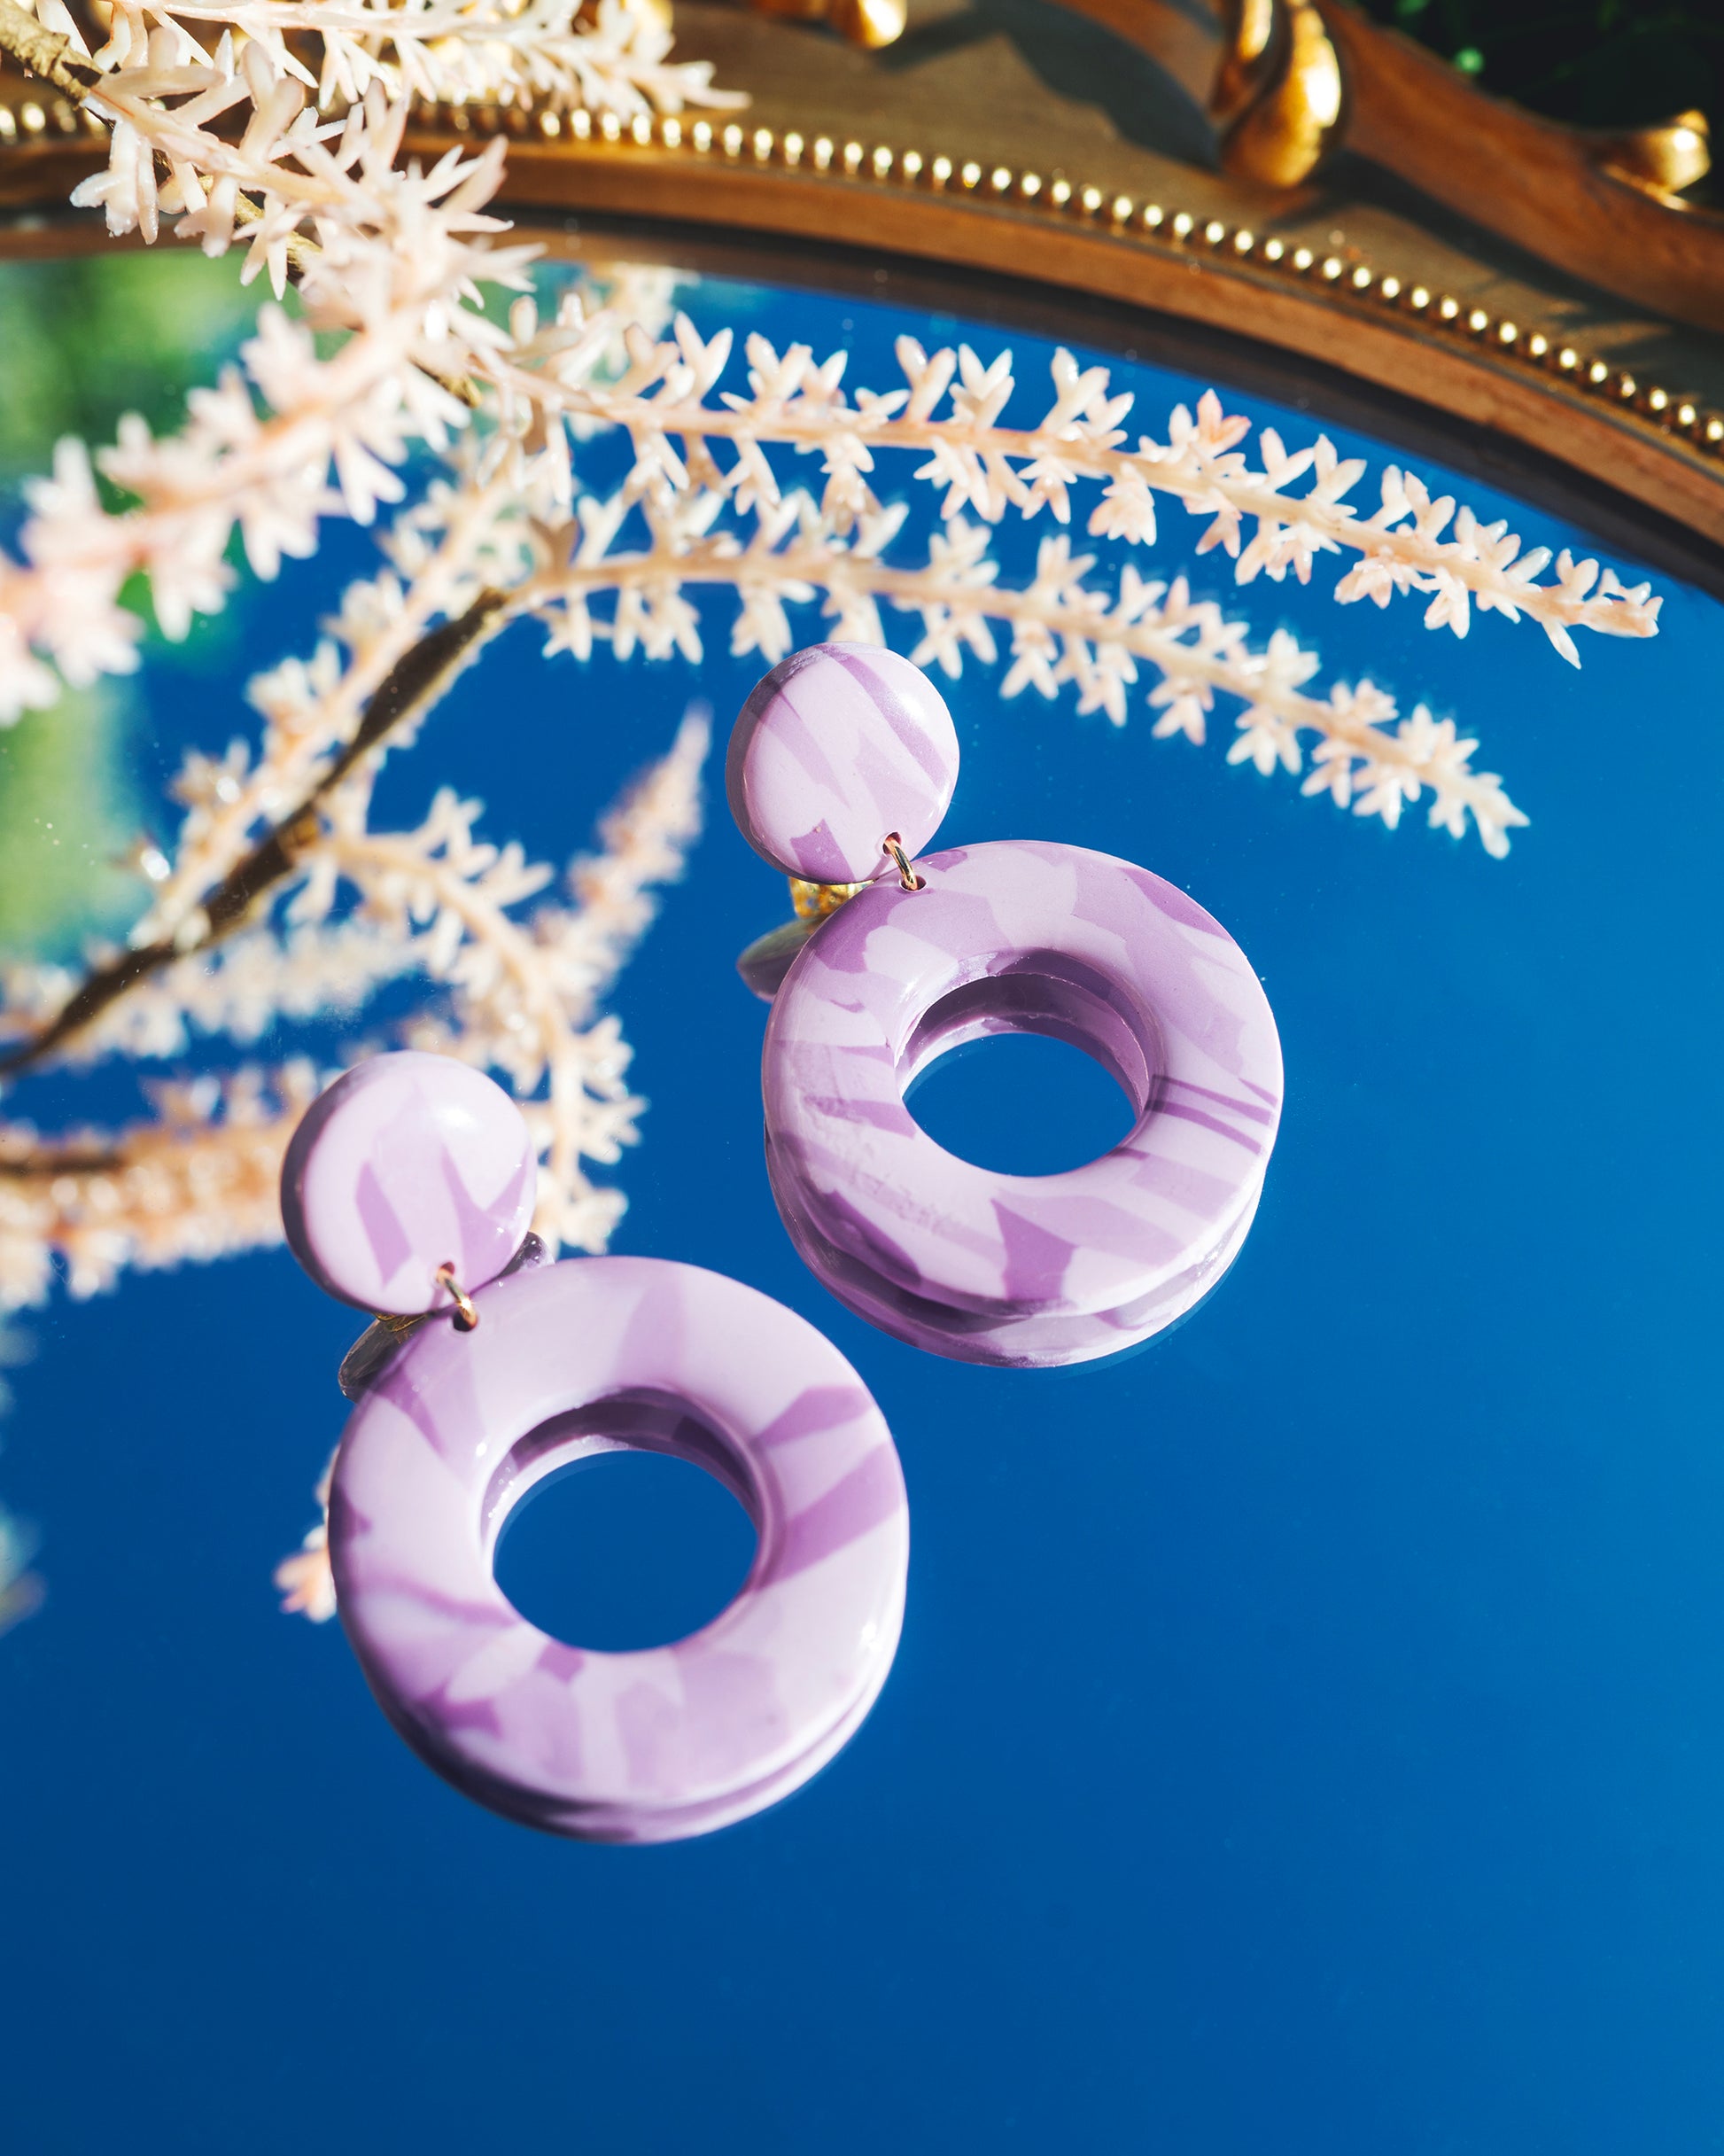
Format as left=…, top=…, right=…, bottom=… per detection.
left=276, top=1449, right=338, bottom=1623
left=0, top=708, right=709, bottom=1305
left=0, top=2, right=1658, bottom=756
left=0, top=0, right=1667, bottom=1611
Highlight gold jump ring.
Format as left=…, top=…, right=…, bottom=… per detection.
left=881, top=832, right=925, bottom=891
left=435, top=1262, right=480, bottom=1331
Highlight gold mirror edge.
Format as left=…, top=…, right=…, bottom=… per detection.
left=4, top=113, right=1724, bottom=554
left=503, top=128, right=1724, bottom=545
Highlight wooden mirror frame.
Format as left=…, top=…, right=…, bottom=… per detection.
left=4, top=0, right=1723, bottom=572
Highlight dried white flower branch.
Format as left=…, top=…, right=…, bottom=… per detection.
left=94, top=271, right=687, bottom=951
left=0, top=43, right=1658, bottom=729
left=7, top=0, right=737, bottom=138
left=138, top=460, right=532, bottom=944
left=0, top=288, right=1550, bottom=862
left=0, top=1063, right=322, bottom=1312
left=85, top=0, right=744, bottom=120
left=0, top=708, right=710, bottom=1312
left=0, top=919, right=423, bottom=1066
left=0, top=0, right=724, bottom=717
left=0, top=0, right=1664, bottom=1618
left=0, top=107, right=538, bottom=716
left=0, top=278, right=1645, bottom=868
left=306, top=704, right=709, bottom=1253
left=276, top=1446, right=338, bottom=1621
left=516, top=484, right=1527, bottom=852
left=485, top=322, right=1661, bottom=668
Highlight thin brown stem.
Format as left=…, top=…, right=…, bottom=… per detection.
left=0, top=1148, right=126, bottom=1179
left=0, top=586, right=510, bottom=1081
left=0, top=0, right=100, bottom=96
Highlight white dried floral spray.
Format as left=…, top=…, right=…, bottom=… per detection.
left=0, top=0, right=1666, bottom=1617
left=0, top=708, right=711, bottom=1308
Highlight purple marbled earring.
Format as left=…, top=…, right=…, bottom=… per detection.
left=283, top=1051, right=910, bottom=1844
left=282, top=1049, right=538, bottom=1317
left=728, top=642, right=960, bottom=883
left=731, top=644, right=1285, bottom=1369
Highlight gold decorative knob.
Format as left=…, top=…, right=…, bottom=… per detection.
left=1211, top=0, right=1346, bottom=190
left=1588, top=109, right=1712, bottom=199
left=742, top=0, right=906, bottom=51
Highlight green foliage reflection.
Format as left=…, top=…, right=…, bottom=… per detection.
left=0, top=250, right=254, bottom=483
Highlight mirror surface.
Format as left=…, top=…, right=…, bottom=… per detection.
left=1, top=250, right=1720, bottom=2156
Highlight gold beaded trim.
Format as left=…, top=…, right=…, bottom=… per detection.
left=457, top=105, right=1724, bottom=457
left=0, top=93, right=105, bottom=142
left=4, top=88, right=1720, bottom=456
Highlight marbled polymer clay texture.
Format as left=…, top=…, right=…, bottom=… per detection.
left=762, top=841, right=1283, bottom=1367
left=726, top=643, right=962, bottom=883
left=282, top=1051, right=538, bottom=1316
left=329, top=1257, right=909, bottom=1843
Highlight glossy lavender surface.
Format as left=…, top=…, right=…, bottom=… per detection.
left=281, top=1052, right=538, bottom=1316
left=329, top=1256, right=910, bottom=1842
left=726, top=643, right=961, bottom=883
left=762, top=840, right=1283, bottom=1366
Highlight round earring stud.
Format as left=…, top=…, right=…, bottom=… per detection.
left=281, top=1050, right=538, bottom=1317
left=726, top=642, right=961, bottom=885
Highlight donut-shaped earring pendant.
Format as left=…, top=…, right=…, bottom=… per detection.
left=332, top=1257, right=909, bottom=1843
left=731, top=646, right=1284, bottom=1369
left=765, top=841, right=1282, bottom=1366
left=283, top=1053, right=910, bottom=1843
